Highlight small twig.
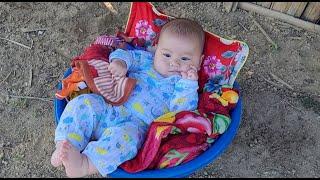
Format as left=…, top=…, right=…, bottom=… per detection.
left=260, top=74, right=320, bottom=98
left=0, top=70, right=12, bottom=85
left=239, top=22, right=249, bottom=31
left=281, top=99, right=305, bottom=114
left=0, top=37, right=31, bottom=49
left=274, top=21, right=302, bottom=31
left=26, top=33, right=34, bottom=49
left=21, top=28, right=47, bottom=33
left=290, top=38, right=307, bottom=54
left=252, top=19, right=278, bottom=49
left=4, top=94, right=53, bottom=102
left=103, top=2, right=118, bottom=14
left=269, top=72, right=294, bottom=90
left=29, top=68, right=33, bottom=87
left=261, top=76, right=283, bottom=89
left=288, top=36, right=302, bottom=40
left=231, top=2, right=238, bottom=12
left=223, top=2, right=234, bottom=13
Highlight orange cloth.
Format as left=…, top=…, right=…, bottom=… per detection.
left=55, top=67, right=85, bottom=100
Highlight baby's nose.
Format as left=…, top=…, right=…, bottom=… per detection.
left=169, top=61, right=180, bottom=71
left=171, top=59, right=180, bottom=66
left=169, top=61, right=178, bottom=67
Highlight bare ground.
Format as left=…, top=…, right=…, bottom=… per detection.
left=0, top=2, right=319, bottom=178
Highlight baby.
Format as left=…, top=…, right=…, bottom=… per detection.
left=51, top=18, right=205, bottom=177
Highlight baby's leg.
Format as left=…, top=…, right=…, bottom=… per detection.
left=51, top=94, right=107, bottom=173
left=59, top=140, right=98, bottom=178
left=81, top=120, right=147, bottom=177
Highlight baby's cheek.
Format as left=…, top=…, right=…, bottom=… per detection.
left=180, top=63, right=192, bottom=72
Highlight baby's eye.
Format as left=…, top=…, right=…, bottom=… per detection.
left=163, top=53, right=171, bottom=58
left=181, top=57, right=191, bottom=61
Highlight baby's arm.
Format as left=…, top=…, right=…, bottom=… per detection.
left=169, top=79, right=199, bottom=112
left=109, top=49, right=152, bottom=74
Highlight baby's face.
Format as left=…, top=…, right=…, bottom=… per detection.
left=153, top=32, right=203, bottom=78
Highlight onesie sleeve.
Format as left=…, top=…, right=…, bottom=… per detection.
left=109, top=49, right=153, bottom=72
left=169, top=78, right=199, bottom=112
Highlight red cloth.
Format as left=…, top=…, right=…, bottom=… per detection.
left=120, top=111, right=211, bottom=172
left=198, top=91, right=230, bottom=116
left=71, top=44, right=111, bottom=67
left=149, top=133, right=209, bottom=169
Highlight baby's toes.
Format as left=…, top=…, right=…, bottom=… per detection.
left=59, top=141, right=71, bottom=160
left=51, top=152, right=62, bottom=167
left=59, top=149, right=68, bottom=161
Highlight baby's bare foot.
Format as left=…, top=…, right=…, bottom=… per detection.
left=60, top=140, right=89, bottom=178
left=51, top=141, right=63, bottom=167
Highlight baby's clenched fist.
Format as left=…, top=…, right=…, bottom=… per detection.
left=108, top=59, right=127, bottom=78
left=181, top=65, right=198, bottom=81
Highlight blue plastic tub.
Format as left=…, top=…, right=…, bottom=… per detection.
left=53, top=67, right=242, bottom=178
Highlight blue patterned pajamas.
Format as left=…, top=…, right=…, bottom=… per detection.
left=55, top=94, right=148, bottom=176
left=55, top=49, right=199, bottom=176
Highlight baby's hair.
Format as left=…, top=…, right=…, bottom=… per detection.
left=159, top=18, right=205, bottom=52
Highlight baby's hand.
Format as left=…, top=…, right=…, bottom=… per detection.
left=181, top=65, right=198, bottom=81
left=108, top=59, right=127, bottom=77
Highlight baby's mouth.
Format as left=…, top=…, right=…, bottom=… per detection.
left=168, top=67, right=182, bottom=73
left=168, top=70, right=181, bottom=75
